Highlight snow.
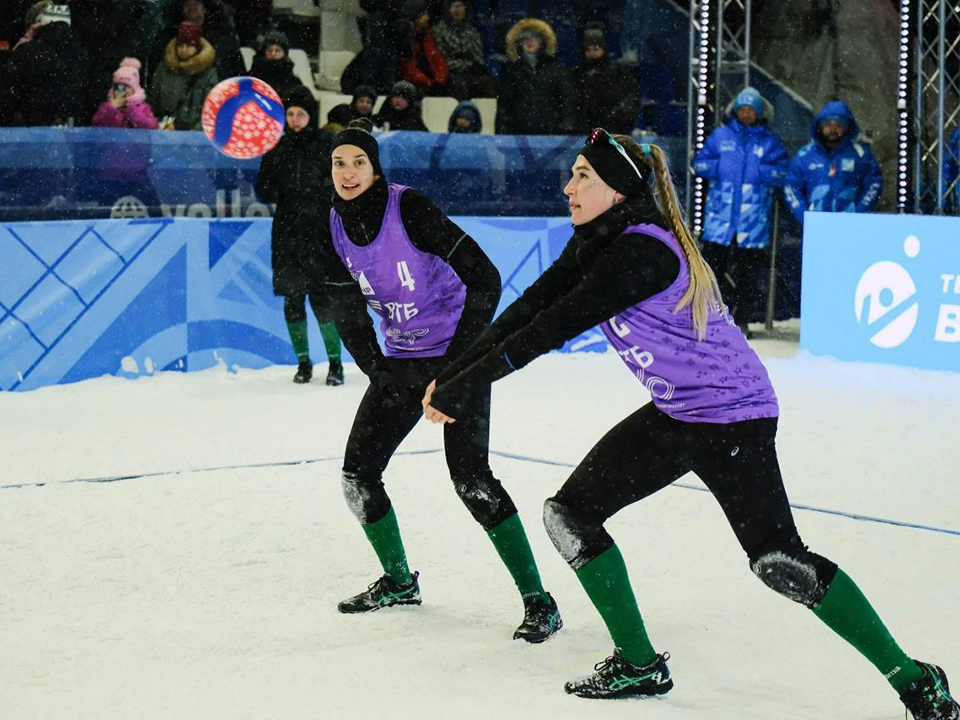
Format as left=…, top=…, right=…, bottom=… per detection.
left=1, top=334, right=958, bottom=719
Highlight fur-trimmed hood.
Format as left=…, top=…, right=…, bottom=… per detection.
left=164, top=37, right=216, bottom=76
left=505, top=18, right=557, bottom=62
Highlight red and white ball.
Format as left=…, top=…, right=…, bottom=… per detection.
left=201, top=77, right=285, bottom=159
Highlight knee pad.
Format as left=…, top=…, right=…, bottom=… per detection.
left=542, top=498, right=609, bottom=570
left=341, top=471, right=388, bottom=524
left=750, top=544, right=836, bottom=609
left=452, top=472, right=515, bottom=530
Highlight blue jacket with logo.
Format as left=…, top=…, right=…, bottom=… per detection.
left=783, top=101, right=883, bottom=225
left=693, top=118, right=789, bottom=249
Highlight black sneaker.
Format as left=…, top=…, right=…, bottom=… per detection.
left=326, top=359, right=344, bottom=386
left=337, top=571, right=421, bottom=614
left=513, top=592, right=562, bottom=643
left=293, top=359, right=312, bottom=384
left=565, top=650, right=673, bottom=699
left=900, top=661, right=960, bottom=720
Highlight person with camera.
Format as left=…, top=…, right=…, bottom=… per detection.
left=91, top=57, right=159, bottom=129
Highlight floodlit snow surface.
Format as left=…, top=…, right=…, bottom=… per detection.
left=2, top=333, right=959, bottom=719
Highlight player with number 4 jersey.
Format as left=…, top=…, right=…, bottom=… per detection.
left=316, top=119, right=562, bottom=642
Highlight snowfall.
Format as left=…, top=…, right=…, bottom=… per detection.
left=1, top=331, right=958, bottom=720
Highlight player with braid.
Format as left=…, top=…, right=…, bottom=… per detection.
left=422, top=128, right=959, bottom=719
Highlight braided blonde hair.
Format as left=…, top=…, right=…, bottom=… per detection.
left=613, top=135, right=725, bottom=340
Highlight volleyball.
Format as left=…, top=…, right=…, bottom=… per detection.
left=201, top=77, right=285, bottom=159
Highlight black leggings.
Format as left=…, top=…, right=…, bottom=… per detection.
left=544, top=404, right=838, bottom=607
left=341, top=370, right=518, bottom=531
left=283, top=291, right=334, bottom=325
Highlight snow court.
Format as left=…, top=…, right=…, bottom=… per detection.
left=0, top=349, right=958, bottom=719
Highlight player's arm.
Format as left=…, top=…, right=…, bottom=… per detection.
left=428, top=232, right=679, bottom=418
left=318, top=213, right=385, bottom=376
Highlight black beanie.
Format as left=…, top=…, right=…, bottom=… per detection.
left=331, top=119, right=383, bottom=176
left=581, top=23, right=606, bottom=51
left=580, top=128, right=647, bottom=196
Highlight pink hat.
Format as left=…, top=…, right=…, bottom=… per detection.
left=111, top=57, right=146, bottom=103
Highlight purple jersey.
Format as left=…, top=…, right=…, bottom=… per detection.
left=599, top=223, right=779, bottom=423
left=329, top=184, right=466, bottom=358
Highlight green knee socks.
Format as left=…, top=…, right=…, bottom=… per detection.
left=361, top=507, right=412, bottom=586
left=576, top=544, right=657, bottom=666
left=486, top=514, right=547, bottom=602
left=286, top=320, right=309, bottom=360
left=319, top=321, right=342, bottom=363
left=813, top=568, right=923, bottom=691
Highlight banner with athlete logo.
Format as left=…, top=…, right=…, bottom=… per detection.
left=801, top=211, right=960, bottom=372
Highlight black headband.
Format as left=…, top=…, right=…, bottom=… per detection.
left=579, top=128, right=647, bottom=197
left=331, top=128, right=382, bottom=176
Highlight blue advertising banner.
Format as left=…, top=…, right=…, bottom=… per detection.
left=0, top=216, right=590, bottom=392
left=0, top=128, right=686, bottom=220
left=800, top=212, right=960, bottom=372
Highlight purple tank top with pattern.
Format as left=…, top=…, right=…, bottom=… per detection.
left=599, top=223, right=779, bottom=423
left=329, top=184, right=466, bottom=358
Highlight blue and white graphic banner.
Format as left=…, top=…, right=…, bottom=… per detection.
left=0, top=216, right=587, bottom=391
left=801, top=212, right=960, bottom=372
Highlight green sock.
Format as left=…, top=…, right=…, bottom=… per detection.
left=360, top=506, right=412, bottom=586
left=486, top=513, right=547, bottom=601
left=575, top=544, right=657, bottom=667
left=319, top=321, right=342, bottom=363
left=285, top=320, right=309, bottom=360
left=813, top=568, right=923, bottom=691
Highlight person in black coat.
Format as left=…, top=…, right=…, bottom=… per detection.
left=255, top=86, right=344, bottom=385
left=0, top=8, right=92, bottom=126
left=373, top=80, right=427, bottom=131
left=495, top=18, right=574, bottom=135
left=571, top=23, right=639, bottom=135
left=248, top=29, right=303, bottom=98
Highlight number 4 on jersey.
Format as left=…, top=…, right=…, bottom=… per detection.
left=397, top=261, right=416, bottom=291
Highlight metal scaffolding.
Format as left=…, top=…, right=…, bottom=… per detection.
left=907, top=0, right=960, bottom=213
left=685, top=0, right=752, bottom=235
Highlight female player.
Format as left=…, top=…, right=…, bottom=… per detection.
left=422, top=128, right=958, bottom=719
left=315, top=119, right=562, bottom=643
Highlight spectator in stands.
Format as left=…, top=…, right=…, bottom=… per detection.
left=944, top=129, right=959, bottom=210
left=397, top=0, right=452, bottom=97
left=9, top=0, right=46, bottom=51
left=248, top=29, right=303, bottom=97
left=69, top=0, right=146, bottom=123
left=784, top=100, right=882, bottom=227
left=448, top=99, right=481, bottom=133
left=149, top=0, right=244, bottom=86
left=255, top=85, right=344, bottom=386
left=693, top=86, right=788, bottom=336
left=91, top=57, right=159, bottom=128
left=432, top=0, right=497, bottom=99
left=148, top=21, right=218, bottom=130
left=374, top=79, right=428, bottom=131
left=326, top=104, right=354, bottom=129
left=0, top=3, right=91, bottom=127
left=343, top=0, right=400, bottom=96
left=572, top=22, right=639, bottom=135
left=496, top=19, right=574, bottom=135
left=329, top=85, right=379, bottom=129
left=222, top=0, right=271, bottom=47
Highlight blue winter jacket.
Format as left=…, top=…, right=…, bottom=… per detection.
left=783, top=101, right=883, bottom=225
left=943, top=129, right=959, bottom=209
left=693, top=119, right=789, bottom=249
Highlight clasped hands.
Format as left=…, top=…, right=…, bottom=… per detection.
left=421, top=380, right=456, bottom=425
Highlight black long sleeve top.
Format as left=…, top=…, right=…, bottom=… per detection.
left=317, top=177, right=502, bottom=376
left=430, top=197, right=683, bottom=417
